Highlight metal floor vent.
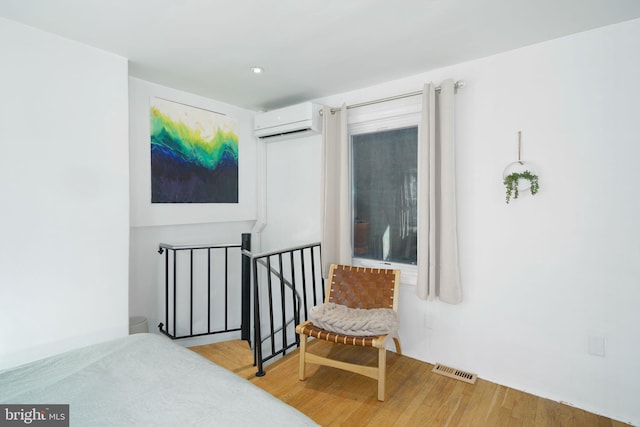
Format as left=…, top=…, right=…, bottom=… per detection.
left=432, top=363, right=477, bottom=384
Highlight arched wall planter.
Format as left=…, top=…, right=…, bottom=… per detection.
left=502, top=131, right=540, bottom=204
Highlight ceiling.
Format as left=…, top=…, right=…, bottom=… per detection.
left=2, top=0, right=640, bottom=111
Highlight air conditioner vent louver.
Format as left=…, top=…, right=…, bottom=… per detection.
left=256, top=127, right=314, bottom=140
left=432, top=363, right=477, bottom=384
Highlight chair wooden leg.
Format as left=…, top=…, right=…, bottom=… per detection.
left=393, top=337, right=402, bottom=355
left=377, top=347, right=386, bottom=401
left=298, top=333, right=308, bottom=381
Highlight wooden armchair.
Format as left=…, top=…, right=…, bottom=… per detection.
left=295, top=264, right=401, bottom=401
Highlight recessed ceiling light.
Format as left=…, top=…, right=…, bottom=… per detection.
left=250, top=66, right=264, bottom=74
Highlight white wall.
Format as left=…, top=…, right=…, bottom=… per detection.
left=128, top=78, right=258, bottom=346
left=263, top=18, right=640, bottom=425
left=0, top=18, right=129, bottom=369
left=259, top=135, right=322, bottom=252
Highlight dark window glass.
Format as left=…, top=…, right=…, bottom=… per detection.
left=352, top=126, right=417, bottom=264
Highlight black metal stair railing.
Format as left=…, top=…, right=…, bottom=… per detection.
left=243, top=242, right=324, bottom=376
left=157, top=234, right=251, bottom=341
left=157, top=233, right=323, bottom=377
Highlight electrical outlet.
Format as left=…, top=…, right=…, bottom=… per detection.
left=423, top=313, right=433, bottom=330
left=588, top=336, right=606, bottom=357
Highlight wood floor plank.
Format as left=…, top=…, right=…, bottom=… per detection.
left=512, top=388, right=539, bottom=422
left=456, top=379, right=495, bottom=425
left=189, top=340, right=630, bottom=427
left=391, top=368, right=438, bottom=426
left=483, top=384, right=511, bottom=425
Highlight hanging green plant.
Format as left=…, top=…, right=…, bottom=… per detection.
left=504, top=170, right=539, bottom=204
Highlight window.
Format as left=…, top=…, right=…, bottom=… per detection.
left=352, top=127, right=417, bottom=263
left=349, top=109, right=419, bottom=281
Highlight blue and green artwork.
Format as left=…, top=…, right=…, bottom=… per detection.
left=150, top=97, right=238, bottom=203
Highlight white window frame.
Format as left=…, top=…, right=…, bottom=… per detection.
left=347, top=99, right=421, bottom=286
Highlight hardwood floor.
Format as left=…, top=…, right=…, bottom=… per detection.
left=190, top=340, right=629, bottom=427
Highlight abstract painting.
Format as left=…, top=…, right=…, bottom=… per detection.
left=150, top=97, right=238, bottom=203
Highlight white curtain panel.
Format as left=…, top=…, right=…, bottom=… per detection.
left=320, top=105, right=351, bottom=278
left=416, top=80, right=462, bottom=303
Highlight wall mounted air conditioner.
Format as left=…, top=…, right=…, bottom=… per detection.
left=254, top=102, right=322, bottom=142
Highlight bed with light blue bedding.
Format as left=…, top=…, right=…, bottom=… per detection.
left=0, top=333, right=317, bottom=426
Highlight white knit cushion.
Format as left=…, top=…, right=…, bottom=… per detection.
left=309, top=303, right=399, bottom=336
